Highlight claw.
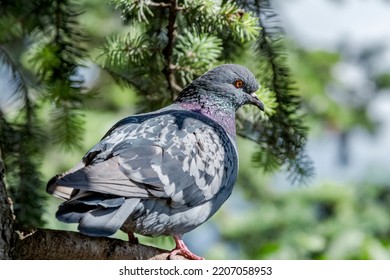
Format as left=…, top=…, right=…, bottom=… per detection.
left=169, top=235, right=204, bottom=260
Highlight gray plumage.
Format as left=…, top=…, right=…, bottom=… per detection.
left=47, top=64, right=264, bottom=259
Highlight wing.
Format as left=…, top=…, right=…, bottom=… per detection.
left=48, top=109, right=238, bottom=208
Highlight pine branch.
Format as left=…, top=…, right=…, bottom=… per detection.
left=162, top=0, right=182, bottom=99
left=50, top=106, right=85, bottom=151
left=13, top=228, right=187, bottom=260
left=0, top=13, right=23, bottom=43
left=0, top=0, right=54, bottom=43
left=0, top=113, right=46, bottom=227
left=100, top=0, right=312, bottom=183
left=0, top=43, right=47, bottom=227
left=236, top=0, right=314, bottom=183
left=174, top=30, right=222, bottom=85
left=27, top=0, right=91, bottom=151
left=183, top=0, right=260, bottom=42
left=257, top=39, right=313, bottom=182
left=102, top=0, right=261, bottom=105
left=219, top=1, right=260, bottom=42
left=112, top=0, right=156, bottom=23
left=99, top=33, right=160, bottom=70
left=109, top=0, right=184, bottom=98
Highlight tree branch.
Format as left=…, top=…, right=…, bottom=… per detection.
left=162, top=0, right=182, bottom=99
left=13, top=228, right=187, bottom=260
left=0, top=150, right=17, bottom=260
left=148, top=1, right=171, bottom=8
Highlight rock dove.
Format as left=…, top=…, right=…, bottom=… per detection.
left=47, top=64, right=264, bottom=260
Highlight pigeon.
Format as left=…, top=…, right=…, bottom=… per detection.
left=47, top=64, right=264, bottom=260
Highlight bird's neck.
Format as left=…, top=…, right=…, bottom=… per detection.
left=174, top=98, right=237, bottom=138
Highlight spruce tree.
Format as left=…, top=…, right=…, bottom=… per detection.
left=0, top=0, right=312, bottom=229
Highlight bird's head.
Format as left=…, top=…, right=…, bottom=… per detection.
left=177, top=64, right=264, bottom=112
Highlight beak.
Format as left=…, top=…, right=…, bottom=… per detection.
left=249, top=92, right=264, bottom=111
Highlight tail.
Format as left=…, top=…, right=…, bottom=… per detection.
left=56, top=193, right=140, bottom=236
left=46, top=159, right=142, bottom=236
left=46, top=161, right=85, bottom=200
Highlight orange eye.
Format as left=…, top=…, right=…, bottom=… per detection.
left=234, top=80, right=244, bottom=88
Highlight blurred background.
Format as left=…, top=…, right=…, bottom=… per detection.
left=1, top=0, right=390, bottom=259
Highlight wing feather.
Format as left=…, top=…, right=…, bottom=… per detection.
left=49, top=109, right=237, bottom=208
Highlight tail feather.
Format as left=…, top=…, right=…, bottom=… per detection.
left=47, top=157, right=150, bottom=199
left=46, top=161, right=85, bottom=200
left=56, top=193, right=140, bottom=237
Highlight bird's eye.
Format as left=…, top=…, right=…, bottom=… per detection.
left=234, top=80, right=244, bottom=88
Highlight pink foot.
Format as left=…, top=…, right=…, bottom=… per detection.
left=169, top=235, right=204, bottom=260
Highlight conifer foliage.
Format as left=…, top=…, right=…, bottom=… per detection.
left=0, top=0, right=91, bottom=226
left=0, top=0, right=312, bottom=227
left=99, top=0, right=313, bottom=182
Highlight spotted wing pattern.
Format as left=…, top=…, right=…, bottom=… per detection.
left=48, top=108, right=237, bottom=236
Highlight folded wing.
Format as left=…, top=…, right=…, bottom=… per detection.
left=47, top=109, right=237, bottom=236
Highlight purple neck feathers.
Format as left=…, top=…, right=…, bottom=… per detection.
left=176, top=101, right=237, bottom=138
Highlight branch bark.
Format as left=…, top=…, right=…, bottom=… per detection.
left=0, top=151, right=17, bottom=260
left=162, top=0, right=182, bottom=99
left=13, top=228, right=186, bottom=260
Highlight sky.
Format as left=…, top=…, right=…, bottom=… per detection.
left=0, top=60, right=23, bottom=114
